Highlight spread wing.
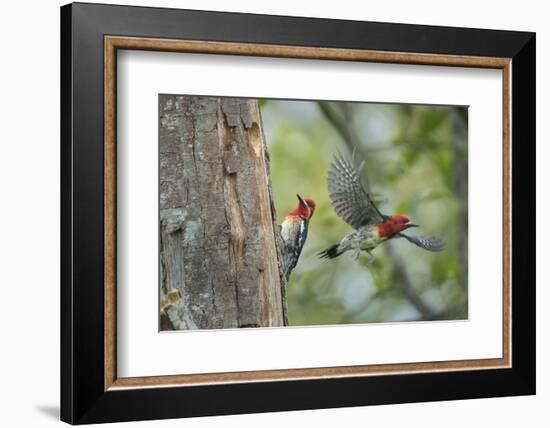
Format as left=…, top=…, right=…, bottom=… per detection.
left=327, top=152, right=385, bottom=229
left=399, top=233, right=445, bottom=252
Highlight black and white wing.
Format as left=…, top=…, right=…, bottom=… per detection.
left=399, top=233, right=445, bottom=252
left=327, top=152, right=385, bottom=230
left=281, top=219, right=309, bottom=281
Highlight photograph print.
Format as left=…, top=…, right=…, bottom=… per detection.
left=159, top=95, right=467, bottom=331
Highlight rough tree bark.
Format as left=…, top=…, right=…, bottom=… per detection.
left=159, top=95, right=286, bottom=330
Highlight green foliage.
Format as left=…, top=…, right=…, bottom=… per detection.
left=261, top=99, right=468, bottom=325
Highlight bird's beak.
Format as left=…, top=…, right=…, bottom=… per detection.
left=409, top=223, right=420, bottom=228
left=297, top=194, right=307, bottom=207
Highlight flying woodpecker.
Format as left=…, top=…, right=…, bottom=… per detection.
left=280, top=194, right=316, bottom=281
left=319, top=152, right=444, bottom=261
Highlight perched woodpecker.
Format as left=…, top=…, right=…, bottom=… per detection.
left=319, top=152, right=444, bottom=261
left=280, top=194, right=316, bottom=281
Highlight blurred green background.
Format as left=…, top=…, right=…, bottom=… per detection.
left=261, top=99, right=468, bottom=326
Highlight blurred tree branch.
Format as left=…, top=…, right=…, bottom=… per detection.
left=452, top=109, right=468, bottom=293
left=318, top=102, right=358, bottom=153
left=340, top=292, right=380, bottom=323
left=386, top=243, right=434, bottom=319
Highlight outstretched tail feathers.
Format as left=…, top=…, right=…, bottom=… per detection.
left=319, top=244, right=343, bottom=259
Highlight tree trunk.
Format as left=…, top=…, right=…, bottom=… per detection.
left=159, top=95, right=286, bottom=330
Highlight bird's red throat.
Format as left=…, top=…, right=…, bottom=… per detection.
left=287, top=204, right=311, bottom=220
left=287, top=198, right=316, bottom=220
left=377, top=219, right=410, bottom=238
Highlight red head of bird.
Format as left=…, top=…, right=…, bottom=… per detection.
left=377, top=214, right=419, bottom=239
left=286, top=194, right=316, bottom=220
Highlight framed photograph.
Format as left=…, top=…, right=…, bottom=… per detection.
left=61, top=2, right=535, bottom=424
